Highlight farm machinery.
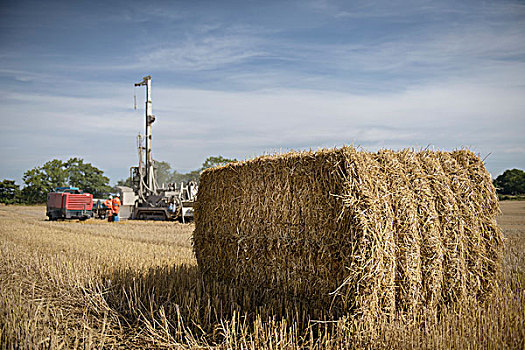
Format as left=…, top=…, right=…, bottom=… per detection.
left=129, top=75, right=197, bottom=221
left=46, top=187, right=93, bottom=220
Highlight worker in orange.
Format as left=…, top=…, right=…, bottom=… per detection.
left=112, top=194, right=121, bottom=222
left=104, top=195, right=113, bottom=222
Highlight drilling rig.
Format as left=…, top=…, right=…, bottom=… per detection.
left=129, top=75, right=197, bottom=221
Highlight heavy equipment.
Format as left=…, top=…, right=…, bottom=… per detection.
left=129, top=75, right=197, bottom=221
left=92, top=198, right=111, bottom=219
left=46, top=187, right=93, bottom=220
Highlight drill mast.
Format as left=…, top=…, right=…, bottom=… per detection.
left=130, top=75, right=197, bottom=221
left=134, top=75, right=156, bottom=195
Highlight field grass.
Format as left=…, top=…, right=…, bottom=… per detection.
left=1, top=202, right=524, bottom=349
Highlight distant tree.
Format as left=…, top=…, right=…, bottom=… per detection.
left=22, top=159, right=67, bottom=203
left=201, top=156, right=237, bottom=170
left=21, top=158, right=110, bottom=203
left=124, top=156, right=235, bottom=189
left=116, top=177, right=132, bottom=187
left=493, top=169, right=525, bottom=195
left=0, top=180, right=21, bottom=204
left=65, top=158, right=111, bottom=197
left=155, top=161, right=172, bottom=186
left=111, top=177, right=132, bottom=195
left=170, top=169, right=201, bottom=184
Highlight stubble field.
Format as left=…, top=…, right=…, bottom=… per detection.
left=1, top=202, right=524, bottom=349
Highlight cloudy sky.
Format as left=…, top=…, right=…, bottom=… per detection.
left=1, top=0, right=524, bottom=184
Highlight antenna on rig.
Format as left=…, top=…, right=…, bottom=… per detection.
left=133, top=87, right=137, bottom=110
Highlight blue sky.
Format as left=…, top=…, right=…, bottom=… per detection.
left=1, top=0, right=524, bottom=184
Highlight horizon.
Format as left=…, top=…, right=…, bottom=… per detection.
left=3, top=146, right=522, bottom=187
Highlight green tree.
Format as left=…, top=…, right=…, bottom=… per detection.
left=112, top=177, right=132, bottom=195
left=170, top=169, right=200, bottom=184
left=22, top=159, right=67, bottom=203
left=0, top=180, right=21, bottom=204
left=116, top=177, right=132, bottom=187
left=201, top=155, right=237, bottom=170
left=65, top=158, right=111, bottom=197
left=493, top=169, right=525, bottom=195
left=155, top=161, right=172, bottom=186
left=21, top=158, right=111, bottom=203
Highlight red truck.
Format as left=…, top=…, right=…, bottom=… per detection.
left=46, top=187, right=93, bottom=220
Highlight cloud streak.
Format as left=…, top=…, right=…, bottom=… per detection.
left=140, top=36, right=267, bottom=71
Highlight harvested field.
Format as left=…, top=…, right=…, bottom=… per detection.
left=1, top=202, right=524, bottom=349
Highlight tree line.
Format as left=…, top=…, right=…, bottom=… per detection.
left=0, top=158, right=111, bottom=204
left=115, top=156, right=237, bottom=188
left=0, top=156, right=237, bottom=204
left=1, top=158, right=522, bottom=204
left=493, top=168, right=525, bottom=198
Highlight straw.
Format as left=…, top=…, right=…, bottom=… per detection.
left=193, top=147, right=504, bottom=317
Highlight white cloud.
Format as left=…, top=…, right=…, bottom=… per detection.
left=308, top=0, right=525, bottom=21
left=141, top=42, right=263, bottom=71
left=150, top=82, right=524, bottom=157
left=137, top=24, right=272, bottom=71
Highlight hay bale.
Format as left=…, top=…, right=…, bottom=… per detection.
left=193, top=147, right=504, bottom=316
